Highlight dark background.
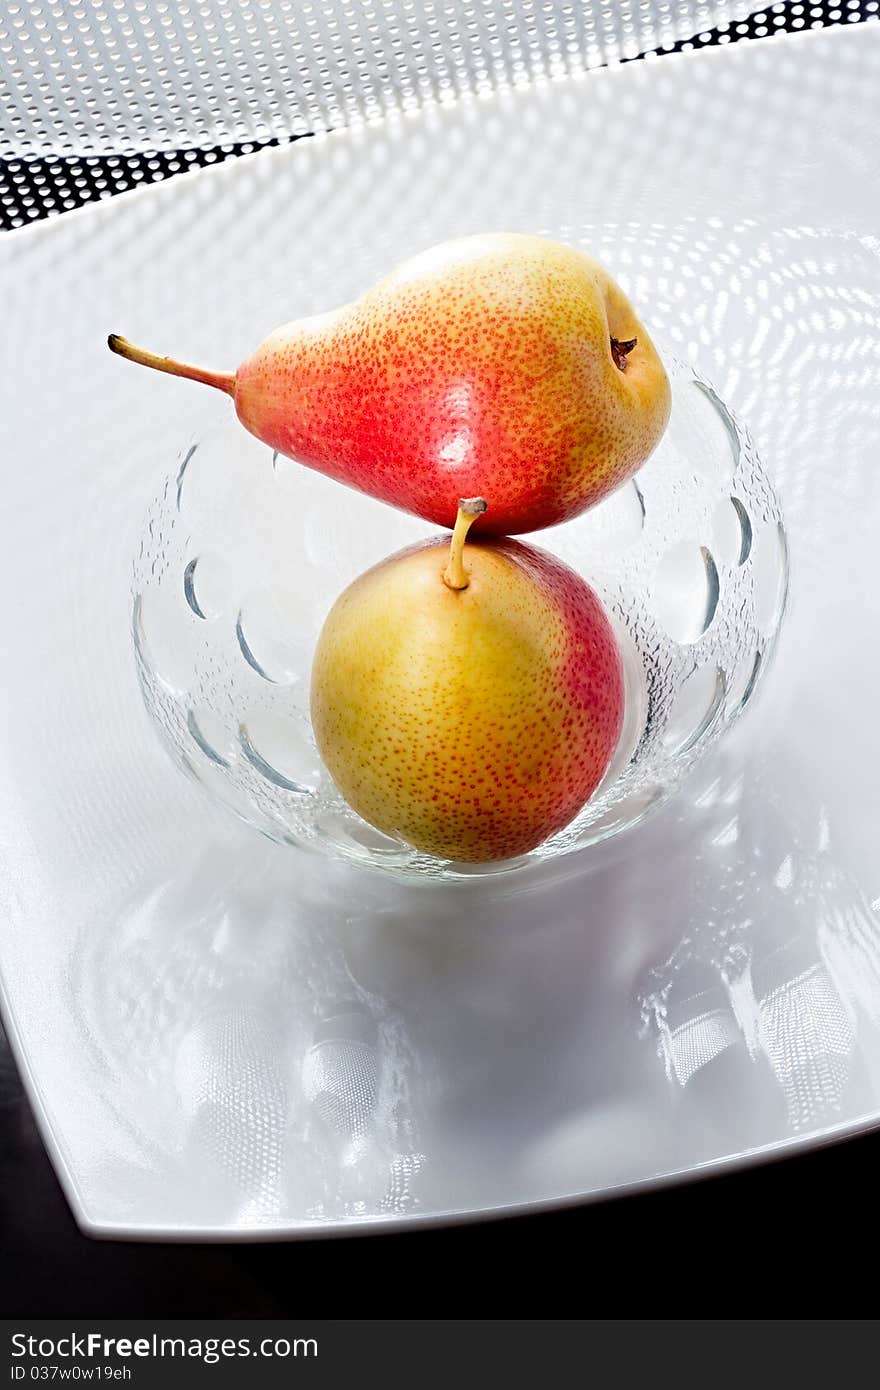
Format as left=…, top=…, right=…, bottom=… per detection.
left=2, top=2, right=879, bottom=1316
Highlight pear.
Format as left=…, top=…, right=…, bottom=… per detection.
left=109, top=233, right=670, bottom=536
left=310, top=500, right=624, bottom=862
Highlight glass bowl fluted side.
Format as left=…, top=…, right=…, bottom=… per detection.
left=132, top=356, right=788, bottom=880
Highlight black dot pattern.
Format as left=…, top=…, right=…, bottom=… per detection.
left=1, top=2, right=876, bottom=233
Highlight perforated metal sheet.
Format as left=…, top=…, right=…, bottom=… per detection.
left=2, top=2, right=878, bottom=230
left=0, top=2, right=759, bottom=158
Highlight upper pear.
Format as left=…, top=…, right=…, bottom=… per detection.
left=109, top=234, right=670, bottom=536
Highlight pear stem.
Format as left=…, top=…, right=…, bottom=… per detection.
left=107, top=334, right=236, bottom=396
left=443, top=497, right=488, bottom=591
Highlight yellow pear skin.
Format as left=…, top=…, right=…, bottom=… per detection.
left=311, top=503, right=624, bottom=862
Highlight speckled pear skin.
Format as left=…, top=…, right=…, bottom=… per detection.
left=310, top=533, right=624, bottom=862
left=235, top=234, right=671, bottom=536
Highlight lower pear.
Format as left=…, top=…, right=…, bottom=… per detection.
left=311, top=500, right=624, bottom=862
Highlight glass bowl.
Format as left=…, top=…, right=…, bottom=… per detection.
left=133, top=356, right=788, bottom=880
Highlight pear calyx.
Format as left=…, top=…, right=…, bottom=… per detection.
left=443, top=497, right=488, bottom=592
left=107, top=334, right=236, bottom=396
left=610, top=336, right=638, bottom=372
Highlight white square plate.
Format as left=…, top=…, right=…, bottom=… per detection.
left=2, top=24, right=880, bottom=1237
